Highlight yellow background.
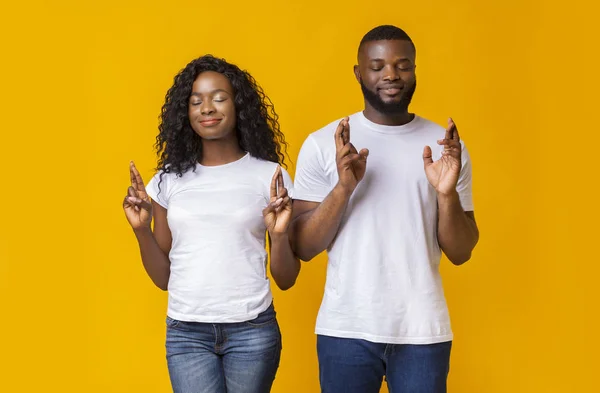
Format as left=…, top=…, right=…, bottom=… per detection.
left=1, top=0, right=598, bottom=391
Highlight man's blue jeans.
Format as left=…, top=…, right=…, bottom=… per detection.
left=317, top=335, right=452, bottom=393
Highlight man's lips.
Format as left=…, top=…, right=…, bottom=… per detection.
left=379, top=86, right=403, bottom=95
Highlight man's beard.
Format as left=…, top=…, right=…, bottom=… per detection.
left=360, top=79, right=416, bottom=115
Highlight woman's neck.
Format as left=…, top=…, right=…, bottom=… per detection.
left=199, top=137, right=245, bottom=166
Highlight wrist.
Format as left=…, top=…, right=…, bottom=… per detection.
left=437, top=189, right=460, bottom=204
left=333, top=182, right=354, bottom=199
left=269, top=232, right=289, bottom=244
left=133, top=225, right=152, bottom=237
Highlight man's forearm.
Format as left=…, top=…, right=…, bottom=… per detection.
left=290, top=184, right=352, bottom=261
left=437, top=190, right=479, bottom=265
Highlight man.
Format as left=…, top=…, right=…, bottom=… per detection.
left=290, top=25, right=479, bottom=393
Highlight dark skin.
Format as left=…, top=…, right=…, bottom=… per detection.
left=356, top=40, right=417, bottom=126
left=123, top=71, right=300, bottom=290
left=290, top=39, right=479, bottom=265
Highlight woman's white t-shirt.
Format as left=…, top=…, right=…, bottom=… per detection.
left=146, top=153, right=294, bottom=323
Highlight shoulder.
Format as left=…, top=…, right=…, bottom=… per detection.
left=415, top=116, right=446, bottom=135
left=306, top=112, right=359, bottom=146
left=245, top=156, right=292, bottom=184
left=299, top=112, right=361, bottom=156
left=148, top=164, right=196, bottom=185
left=246, top=156, right=280, bottom=173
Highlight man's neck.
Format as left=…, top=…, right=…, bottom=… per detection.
left=363, top=106, right=414, bottom=126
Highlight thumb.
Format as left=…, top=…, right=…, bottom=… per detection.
left=263, top=204, right=274, bottom=217
left=264, top=198, right=283, bottom=215
left=263, top=201, right=276, bottom=216
left=423, top=146, right=434, bottom=166
left=126, top=196, right=152, bottom=212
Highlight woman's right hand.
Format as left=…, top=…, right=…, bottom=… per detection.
left=123, top=161, right=153, bottom=230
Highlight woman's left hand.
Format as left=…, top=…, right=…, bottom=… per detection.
left=263, top=166, right=292, bottom=236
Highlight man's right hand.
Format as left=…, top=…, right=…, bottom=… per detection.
left=335, top=117, right=369, bottom=195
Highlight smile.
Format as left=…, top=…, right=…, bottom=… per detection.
left=200, top=119, right=222, bottom=127
left=380, top=87, right=402, bottom=95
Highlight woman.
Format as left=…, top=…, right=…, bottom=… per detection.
left=122, top=55, right=300, bottom=393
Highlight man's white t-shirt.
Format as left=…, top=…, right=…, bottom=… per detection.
left=146, top=153, right=294, bottom=323
left=294, top=112, right=474, bottom=345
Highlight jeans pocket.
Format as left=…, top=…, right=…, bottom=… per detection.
left=246, top=304, right=277, bottom=327
left=165, top=316, right=180, bottom=329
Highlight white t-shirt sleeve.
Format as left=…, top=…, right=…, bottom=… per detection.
left=293, top=135, right=332, bottom=203
left=457, top=143, right=474, bottom=211
left=146, top=172, right=169, bottom=209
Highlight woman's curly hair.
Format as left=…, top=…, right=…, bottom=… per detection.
left=155, top=54, right=288, bottom=180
